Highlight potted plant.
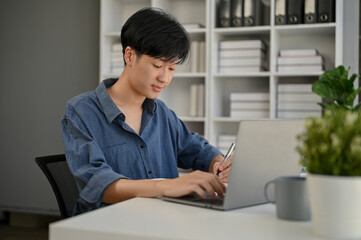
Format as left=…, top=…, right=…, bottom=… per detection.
left=297, top=66, right=361, bottom=239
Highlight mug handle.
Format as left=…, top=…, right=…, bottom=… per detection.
left=264, top=180, right=275, bottom=204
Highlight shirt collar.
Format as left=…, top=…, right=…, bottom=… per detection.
left=96, top=78, right=157, bottom=124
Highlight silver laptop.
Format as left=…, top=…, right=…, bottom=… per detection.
left=161, top=119, right=305, bottom=210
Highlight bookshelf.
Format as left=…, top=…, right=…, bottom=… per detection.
left=100, top=0, right=359, bottom=147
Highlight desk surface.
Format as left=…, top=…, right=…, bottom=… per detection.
left=50, top=198, right=325, bottom=240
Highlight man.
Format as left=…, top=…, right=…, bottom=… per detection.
left=61, top=7, right=231, bottom=215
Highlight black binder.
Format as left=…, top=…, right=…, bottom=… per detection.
left=318, top=0, right=335, bottom=23
left=244, top=0, right=261, bottom=26
left=275, top=0, right=287, bottom=25
left=218, top=0, right=231, bottom=27
left=304, top=0, right=317, bottom=23
left=231, top=0, right=243, bottom=27
left=287, top=0, right=304, bottom=24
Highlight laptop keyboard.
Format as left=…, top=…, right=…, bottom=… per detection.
left=178, top=193, right=224, bottom=206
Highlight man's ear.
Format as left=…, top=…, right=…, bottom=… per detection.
left=124, top=46, right=136, bottom=66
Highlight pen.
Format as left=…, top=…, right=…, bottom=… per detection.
left=216, top=142, right=236, bottom=176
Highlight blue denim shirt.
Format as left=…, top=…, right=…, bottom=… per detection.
left=61, top=78, right=221, bottom=215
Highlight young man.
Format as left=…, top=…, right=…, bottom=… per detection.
left=61, top=8, right=231, bottom=215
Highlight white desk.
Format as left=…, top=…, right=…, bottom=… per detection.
left=50, top=198, right=325, bottom=240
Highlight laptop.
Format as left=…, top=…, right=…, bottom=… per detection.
left=161, top=119, right=305, bottom=210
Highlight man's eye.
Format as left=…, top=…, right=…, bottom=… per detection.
left=169, top=68, right=175, bottom=71
left=153, top=64, right=161, bottom=68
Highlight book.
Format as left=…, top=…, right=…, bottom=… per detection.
left=277, top=84, right=312, bottom=93
left=219, top=66, right=266, bottom=73
left=277, top=55, right=324, bottom=65
left=190, top=41, right=198, bottom=73
left=111, top=62, right=124, bottom=68
left=218, top=140, right=237, bottom=149
left=278, top=65, right=323, bottom=72
left=111, top=57, right=124, bottom=63
left=219, top=40, right=266, bottom=50
left=230, top=101, right=270, bottom=110
left=231, top=0, right=243, bottom=27
left=198, top=41, right=206, bottom=73
left=277, top=102, right=320, bottom=111
left=176, top=58, right=190, bottom=73
left=277, top=93, right=321, bottom=102
left=218, top=134, right=237, bottom=142
left=111, top=67, right=124, bottom=74
left=230, top=92, right=269, bottom=101
left=275, top=0, right=287, bottom=25
left=277, top=110, right=322, bottom=119
left=112, top=43, right=122, bottom=52
left=190, top=84, right=198, bottom=117
left=183, top=23, right=204, bottom=30
left=279, top=49, right=318, bottom=57
left=304, top=0, right=317, bottom=23
left=230, top=110, right=269, bottom=118
left=219, top=56, right=266, bottom=67
left=243, top=0, right=262, bottom=26
left=218, top=0, right=231, bottom=27
left=197, top=84, right=205, bottom=117
left=189, top=84, right=205, bottom=117
left=287, top=0, right=304, bottom=24
left=220, top=49, right=265, bottom=58
left=111, top=52, right=123, bottom=58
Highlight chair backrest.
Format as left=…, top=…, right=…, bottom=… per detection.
left=35, top=154, right=79, bottom=219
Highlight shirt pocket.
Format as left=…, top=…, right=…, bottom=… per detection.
left=105, top=143, right=130, bottom=172
left=105, top=143, right=140, bottom=179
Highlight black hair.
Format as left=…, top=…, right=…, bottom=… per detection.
left=120, top=7, right=190, bottom=65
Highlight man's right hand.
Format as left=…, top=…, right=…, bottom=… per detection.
left=157, top=170, right=226, bottom=200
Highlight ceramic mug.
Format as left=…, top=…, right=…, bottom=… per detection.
left=264, top=176, right=311, bottom=221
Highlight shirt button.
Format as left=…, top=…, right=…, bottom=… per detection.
left=140, top=145, right=145, bottom=149
left=148, top=170, right=152, bottom=174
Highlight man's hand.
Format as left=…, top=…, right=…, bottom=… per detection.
left=157, top=170, right=226, bottom=199
left=211, top=155, right=232, bottom=183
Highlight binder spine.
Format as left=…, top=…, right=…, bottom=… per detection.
left=231, top=0, right=244, bottom=27
left=218, top=0, right=231, bottom=27
left=243, top=0, right=261, bottom=26
left=287, top=0, right=304, bottom=24
left=304, top=0, right=317, bottom=23
left=318, top=0, right=335, bottom=23
left=275, top=0, right=287, bottom=25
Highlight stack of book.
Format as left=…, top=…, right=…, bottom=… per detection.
left=111, top=43, right=124, bottom=74
left=218, top=40, right=267, bottom=73
left=277, top=49, right=325, bottom=72
left=189, top=83, right=205, bottom=117
left=277, top=83, right=322, bottom=119
left=230, top=92, right=269, bottom=118
left=217, top=134, right=237, bottom=155
left=177, top=40, right=206, bottom=73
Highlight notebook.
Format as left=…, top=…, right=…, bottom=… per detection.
left=161, top=119, right=305, bottom=210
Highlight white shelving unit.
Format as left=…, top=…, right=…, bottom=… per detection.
left=100, top=0, right=359, bottom=146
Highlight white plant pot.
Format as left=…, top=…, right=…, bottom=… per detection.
left=307, top=174, right=361, bottom=239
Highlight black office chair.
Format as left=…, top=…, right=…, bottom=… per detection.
left=35, top=154, right=79, bottom=219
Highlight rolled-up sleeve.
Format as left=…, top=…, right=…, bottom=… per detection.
left=169, top=110, right=222, bottom=172
left=61, top=114, right=126, bottom=214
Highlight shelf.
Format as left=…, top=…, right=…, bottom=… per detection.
left=100, top=0, right=359, bottom=142
left=179, top=116, right=206, bottom=122
left=213, top=26, right=271, bottom=36
left=273, top=72, right=323, bottom=77
left=274, top=23, right=336, bottom=35
left=103, top=32, right=121, bottom=38
left=213, top=72, right=270, bottom=78
left=212, top=117, right=271, bottom=122
left=173, top=72, right=206, bottom=78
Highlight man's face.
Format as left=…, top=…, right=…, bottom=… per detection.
left=129, top=53, right=177, bottom=99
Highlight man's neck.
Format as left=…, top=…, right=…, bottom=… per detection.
left=107, top=72, right=145, bottom=110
